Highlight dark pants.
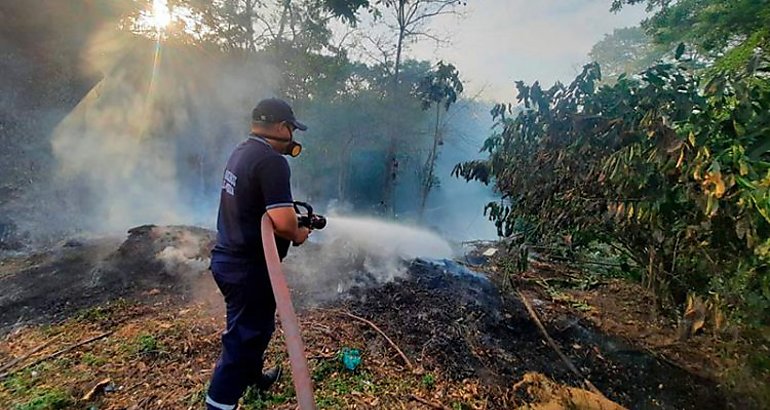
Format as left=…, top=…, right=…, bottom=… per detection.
left=206, top=265, right=276, bottom=410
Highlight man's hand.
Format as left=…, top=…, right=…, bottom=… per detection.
left=266, top=206, right=309, bottom=244
left=293, top=226, right=310, bottom=245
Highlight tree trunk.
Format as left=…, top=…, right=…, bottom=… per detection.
left=394, top=27, right=404, bottom=87
left=244, top=0, right=256, bottom=51
left=337, top=165, right=348, bottom=200
left=338, top=135, right=354, bottom=200
left=419, top=104, right=441, bottom=219
left=276, top=0, right=290, bottom=46
left=382, top=139, right=397, bottom=216
left=382, top=13, right=406, bottom=216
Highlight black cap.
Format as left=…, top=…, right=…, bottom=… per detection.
left=251, top=98, right=308, bottom=131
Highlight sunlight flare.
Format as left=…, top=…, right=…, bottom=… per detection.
left=150, top=0, right=172, bottom=30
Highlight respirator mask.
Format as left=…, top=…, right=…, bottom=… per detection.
left=255, top=134, right=303, bottom=157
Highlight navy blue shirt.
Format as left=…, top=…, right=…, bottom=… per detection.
left=211, top=136, right=293, bottom=278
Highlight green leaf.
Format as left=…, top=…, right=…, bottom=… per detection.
left=705, top=195, right=719, bottom=217
left=735, top=176, right=757, bottom=190
left=675, top=42, right=686, bottom=60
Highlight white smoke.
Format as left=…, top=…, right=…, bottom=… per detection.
left=153, top=226, right=211, bottom=276
left=48, top=28, right=280, bottom=235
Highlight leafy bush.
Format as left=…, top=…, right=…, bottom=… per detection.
left=455, top=52, right=770, bottom=326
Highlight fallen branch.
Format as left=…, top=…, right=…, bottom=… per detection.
left=0, top=334, right=63, bottom=374
left=307, top=352, right=338, bottom=360
left=460, top=239, right=496, bottom=246
left=81, top=378, right=112, bottom=401
left=544, top=255, right=625, bottom=269
left=0, top=331, right=114, bottom=379
left=637, top=344, right=714, bottom=382
left=409, top=394, right=451, bottom=410
left=121, top=366, right=148, bottom=393
left=516, top=290, right=606, bottom=398
left=328, top=309, right=413, bottom=370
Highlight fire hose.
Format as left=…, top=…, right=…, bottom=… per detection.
left=260, top=203, right=325, bottom=410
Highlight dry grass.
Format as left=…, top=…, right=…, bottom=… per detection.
left=0, top=299, right=500, bottom=410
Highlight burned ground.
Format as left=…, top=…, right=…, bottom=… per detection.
left=0, top=225, right=214, bottom=333
left=0, top=226, right=750, bottom=409
left=343, top=259, right=728, bottom=409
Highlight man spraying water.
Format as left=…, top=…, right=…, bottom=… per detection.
left=206, top=98, right=311, bottom=410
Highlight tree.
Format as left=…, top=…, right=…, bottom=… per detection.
left=415, top=61, right=463, bottom=217
left=589, top=26, right=664, bottom=82
left=376, top=0, right=463, bottom=86
left=366, top=0, right=466, bottom=215
left=610, top=0, right=770, bottom=72
left=169, top=0, right=467, bottom=215
left=455, top=55, right=770, bottom=326
left=120, top=0, right=439, bottom=214
left=159, top=0, right=368, bottom=51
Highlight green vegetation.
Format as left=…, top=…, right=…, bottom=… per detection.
left=74, top=299, right=133, bottom=325
left=3, top=371, right=36, bottom=397
left=589, top=26, right=665, bottom=82
left=416, top=61, right=464, bottom=217
left=80, top=352, right=106, bottom=367
left=421, top=372, right=436, bottom=389
left=241, top=387, right=293, bottom=410
left=458, top=53, right=770, bottom=320
left=241, top=357, right=382, bottom=409
left=595, top=1, right=770, bottom=81
left=12, top=388, right=72, bottom=410
left=74, top=306, right=110, bottom=323
left=3, top=368, right=73, bottom=410
left=133, top=333, right=162, bottom=356
left=456, top=0, right=770, bottom=401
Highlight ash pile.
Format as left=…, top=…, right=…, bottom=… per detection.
left=0, top=225, right=214, bottom=332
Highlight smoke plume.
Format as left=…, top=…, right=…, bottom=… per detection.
left=46, top=28, right=280, bottom=235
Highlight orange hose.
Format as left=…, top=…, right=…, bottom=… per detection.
left=261, top=214, right=316, bottom=409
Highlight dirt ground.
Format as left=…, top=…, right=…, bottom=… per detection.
left=0, top=226, right=759, bottom=409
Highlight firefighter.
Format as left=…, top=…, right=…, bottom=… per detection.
left=206, top=98, right=310, bottom=410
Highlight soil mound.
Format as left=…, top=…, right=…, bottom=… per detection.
left=0, top=225, right=214, bottom=332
